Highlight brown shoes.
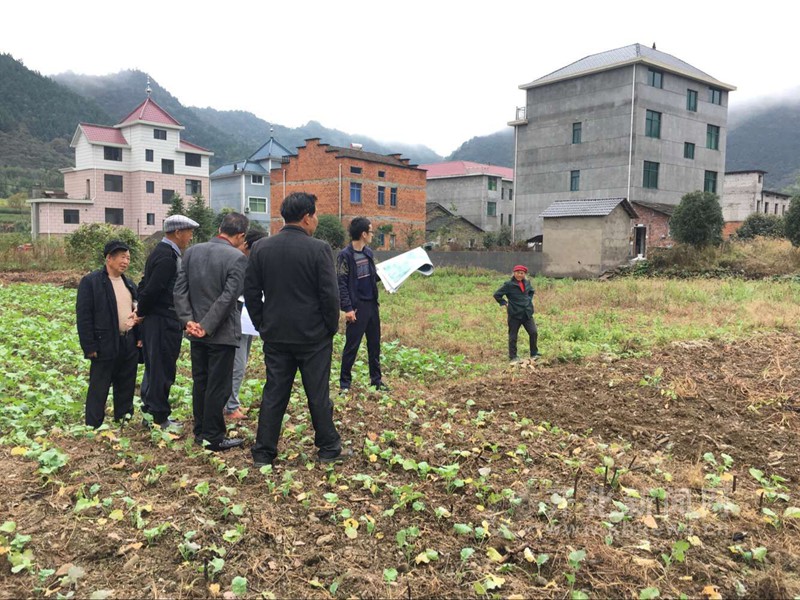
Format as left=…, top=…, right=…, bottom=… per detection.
left=225, top=409, right=248, bottom=420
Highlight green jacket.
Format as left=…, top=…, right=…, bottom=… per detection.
left=493, top=277, right=534, bottom=320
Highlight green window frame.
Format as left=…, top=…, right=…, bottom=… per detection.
left=684, top=142, right=695, bottom=159
left=572, top=122, right=582, bottom=144
left=704, top=171, right=718, bottom=194
left=647, top=68, right=663, bottom=88
left=248, top=197, right=267, bottom=213
left=686, top=89, right=698, bottom=112
left=643, top=161, right=659, bottom=189
left=488, top=176, right=498, bottom=191
left=706, top=124, right=720, bottom=150
left=487, top=201, right=496, bottom=216
left=645, top=110, right=661, bottom=138
left=570, top=170, right=580, bottom=191
left=709, top=87, right=722, bottom=105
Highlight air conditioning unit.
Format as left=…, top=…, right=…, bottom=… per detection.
left=244, top=207, right=251, bottom=213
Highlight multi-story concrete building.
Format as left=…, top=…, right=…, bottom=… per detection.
left=509, top=43, right=735, bottom=242
left=419, top=161, right=513, bottom=233
left=270, top=138, right=426, bottom=249
left=30, top=93, right=212, bottom=238
left=210, top=134, right=292, bottom=228
left=722, top=170, right=791, bottom=236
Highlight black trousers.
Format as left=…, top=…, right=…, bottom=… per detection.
left=190, top=342, right=235, bottom=445
left=140, top=314, right=182, bottom=423
left=339, top=300, right=382, bottom=388
left=508, top=315, right=538, bottom=359
left=252, top=337, right=341, bottom=464
left=85, top=333, right=138, bottom=428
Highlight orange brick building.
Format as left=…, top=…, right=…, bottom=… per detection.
left=269, top=138, right=426, bottom=249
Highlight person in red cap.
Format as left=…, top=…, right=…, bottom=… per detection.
left=493, top=265, right=540, bottom=362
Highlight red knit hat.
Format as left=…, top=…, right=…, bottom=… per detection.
left=512, top=265, right=528, bottom=273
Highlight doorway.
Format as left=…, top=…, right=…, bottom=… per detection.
left=634, top=226, right=646, bottom=257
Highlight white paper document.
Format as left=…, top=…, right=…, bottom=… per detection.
left=375, top=247, right=434, bottom=293
left=241, top=305, right=258, bottom=336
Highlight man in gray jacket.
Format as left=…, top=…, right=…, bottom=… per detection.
left=174, top=212, right=249, bottom=451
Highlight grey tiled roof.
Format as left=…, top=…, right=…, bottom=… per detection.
left=328, top=146, right=417, bottom=168
left=249, top=137, right=293, bottom=161
left=522, top=43, right=734, bottom=90
left=632, top=201, right=676, bottom=216
left=540, top=198, right=638, bottom=219
left=210, top=160, right=268, bottom=178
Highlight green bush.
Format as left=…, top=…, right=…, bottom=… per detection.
left=670, top=191, right=724, bottom=248
left=734, top=213, right=784, bottom=240
left=66, top=223, right=144, bottom=271
left=186, top=195, right=216, bottom=242
left=784, top=196, right=800, bottom=247
left=314, top=214, right=346, bottom=248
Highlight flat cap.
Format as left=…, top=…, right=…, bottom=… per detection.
left=103, top=240, right=130, bottom=256
left=164, top=215, right=199, bottom=232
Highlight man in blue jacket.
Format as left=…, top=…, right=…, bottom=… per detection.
left=337, top=217, right=388, bottom=392
left=76, top=240, right=141, bottom=427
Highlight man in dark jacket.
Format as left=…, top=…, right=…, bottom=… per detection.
left=493, top=264, right=540, bottom=361
left=337, top=216, right=387, bottom=392
left=174, top=212, right=249, bottom=451
left=136, top=214, right=198, bottom=431
left=244, top=192, right=350, bottom=467
left=76, top=240, right=141, bottom=427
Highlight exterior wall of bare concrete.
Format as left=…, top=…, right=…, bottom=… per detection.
left=723, top=172, right=761, bottom=222
left=270, top=139, right=426, bottom=250
left=425, top=175, right=513, bottom=232
left=541, top=206, right=632, bottom=278
left=515, top=63, right=728, bottom=241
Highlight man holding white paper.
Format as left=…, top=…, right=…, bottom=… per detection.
left=337, top=217, right=388, bottom=392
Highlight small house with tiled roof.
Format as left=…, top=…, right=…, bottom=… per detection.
left=425, top=202, right=485, bottom=249
left=270, top=138, right=426, bottom=249
left=30, top=92, right=213, bottom=238
left=419, top=161, right=514, bottom=234
left=210, top=134, right=292, bottom=227
left=540, top=198, right=638, bottom=278
left=509, top=43, right=734, bottom=243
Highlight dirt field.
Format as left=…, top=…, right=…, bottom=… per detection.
left=2, top=330, right=798, bottom=599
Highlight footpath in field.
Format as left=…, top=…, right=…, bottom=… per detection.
left=2, top=333, right=799, bottom=599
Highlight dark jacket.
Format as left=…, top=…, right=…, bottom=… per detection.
left=493, top=277, right=534, bottom=320
left=76, top=267, right=139, bottom=359
left=244, top=225, right=339, bottom=345
left=137, top=241, right=180, bottom=318
left=174, top=237, right=248, bottom=347
left=336, top=244, right=379, bottom=312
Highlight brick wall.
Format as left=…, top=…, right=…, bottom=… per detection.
left=631, top=203, right=672, bottom=248
left=269, top=139, right=426, bottom=249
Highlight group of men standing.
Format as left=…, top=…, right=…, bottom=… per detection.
left=76, top=192, right=387, bottom=467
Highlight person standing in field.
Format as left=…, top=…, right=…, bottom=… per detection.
left=174, top=212, right=250, bottom=451
left=244, top=192, right=350, bottom=467
left=75, top=240, right=142, bottom=427
left=337, top=216, right=389, bottom=393
left=493, top=264, right=540, bottom=362
left=224, top=229, right=267, bottom=421
left=136, top=214, right=198, bottom=433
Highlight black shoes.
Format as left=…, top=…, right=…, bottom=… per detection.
left=143, top=417, right=184, bottom=434
left=206, top=438, right=244, bottom=452
left=373, top=382, right=390, bottom=392
left=318, top=447, right=353, bottom=464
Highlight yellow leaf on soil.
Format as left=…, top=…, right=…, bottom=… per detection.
left=486, top=547, right=506, bottom=563
left=343, top=518, right=359, bottom=530
left=633, top=557, right=657, bottom=568
left=368, top=454, right=377, bottom=463
left=10, top=446, right=28, bottom=456
left=523, top=547, right=535, bottom=563
left=109, top=510, right=124, bottom=521
left=414, top=552, right=430, bottom=564
left=641, top=515, right=658, bottom=529
left=687, top=535, right=703, bottom=547
left=208, top=583, right=221, bottom=596
left=701, top=585, right=722, bottom=600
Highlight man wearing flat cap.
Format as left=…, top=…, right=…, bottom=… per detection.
left=493, top=264, right=540, bottom=362
left=136, top=214, right=199, bottom=432
left=76, top=240, right=141, bottom=427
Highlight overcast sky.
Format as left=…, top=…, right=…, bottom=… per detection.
left=3, top=0, right=796, bottom=156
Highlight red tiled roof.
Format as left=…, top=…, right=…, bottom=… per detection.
left=79, top=123, right=129, bottom=146
left=118, top=97, right=182, bottom=127
left=179, top=139, right=212, bottom=153
left=419, top=161, right=513, bottom=180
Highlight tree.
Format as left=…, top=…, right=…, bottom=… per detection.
left=186, top=194, right=215, bottom=242
left=784, top=196, right=800, bottom=247
left=734, top=213, right=785, bottom=240
left=669, top=191, right=724, bottom=247
left=66, top=222, right=145, bottom=271
left=166, top=193, right=186, bottom=218
left=7, top=191, right=27, bottom=213
left=314, top=214, right=345, bottom=248
left=496, top=225, right=512, bottom=247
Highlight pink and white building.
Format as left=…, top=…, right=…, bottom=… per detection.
left=29, top=95, right=213, bottom=238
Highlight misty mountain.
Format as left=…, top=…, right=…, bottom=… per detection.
left=446, top=129, right=514, bottom=166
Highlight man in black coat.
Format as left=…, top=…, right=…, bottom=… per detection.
left=136, top=214, right=198, bottom=431
left=76, top=240, right=141, bottom=427
left=244, top=192, right=350, bottom=467
left=174, top=212, right=249, bottom=451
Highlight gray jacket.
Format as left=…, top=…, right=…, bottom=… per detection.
left=174, top=237, right=248, bottom=347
